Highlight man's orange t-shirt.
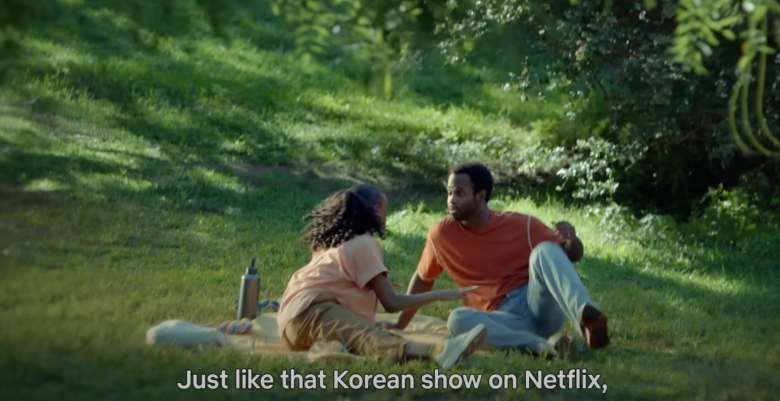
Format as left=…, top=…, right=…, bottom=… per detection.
left=416, top=211, right=564, bottom=311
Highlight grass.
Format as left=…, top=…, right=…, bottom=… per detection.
left=1, top=1, right=779, bottom=400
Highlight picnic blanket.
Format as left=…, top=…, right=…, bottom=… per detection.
left=146, top=312, right=451, bottom=362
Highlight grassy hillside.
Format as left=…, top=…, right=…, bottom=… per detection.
left=1, top=1, right=566, bottom=192
left=1, top=1, right=779, bottom=400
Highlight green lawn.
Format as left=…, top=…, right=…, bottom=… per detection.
left=1, top=1, right=780, bottom=400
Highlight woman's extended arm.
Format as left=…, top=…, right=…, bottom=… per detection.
left=368, top=273, right=474, bottom=313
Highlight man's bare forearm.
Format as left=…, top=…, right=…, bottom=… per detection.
left=395, top=273, right=434, bottom=329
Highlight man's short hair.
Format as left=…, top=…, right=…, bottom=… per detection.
left=450, top=162, right=493, bottom=202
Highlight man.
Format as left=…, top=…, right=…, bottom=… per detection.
left=394, top=162, right=608, bottom=356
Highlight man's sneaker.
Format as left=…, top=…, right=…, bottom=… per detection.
left=580, top=305, right=609, bottom=349
left=434, top=324, right=487, bottom=369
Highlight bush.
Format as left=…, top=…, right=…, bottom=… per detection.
left=554, top=137, right=645, bottom=203
left=427, top=0, right=780, bottom=215
left=690, top=186, right=763, bottom=247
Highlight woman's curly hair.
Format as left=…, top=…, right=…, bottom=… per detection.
left=302, top=184, right=385, bottom=251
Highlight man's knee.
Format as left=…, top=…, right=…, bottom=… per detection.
left=530, top=241, right=563, bottom=258
left=530, top=241, right=568, bottom=269
left=447, top=307, right=478, bottom=335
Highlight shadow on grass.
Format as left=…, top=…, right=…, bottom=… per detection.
left=0, top=142, right=120, bottom=188
left=2, top=0, right=558, bottom=192
left=0, top=2, right=552, bottom=211
left=586, top=253, right=776, bottom=319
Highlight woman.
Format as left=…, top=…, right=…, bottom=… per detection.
left=277, top=184, right=485, bottom=368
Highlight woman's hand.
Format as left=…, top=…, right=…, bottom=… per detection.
left=370, top=273, right=479, bottom=313
left=436, top=285, right=479, bottom=301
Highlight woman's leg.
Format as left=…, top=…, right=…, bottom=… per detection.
left=284, top=299, right=486, bottom=367
left=283, top=300, right=407, bottom=361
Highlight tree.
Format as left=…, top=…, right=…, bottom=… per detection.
left=671, top=0, right=780, bottom=157
left=269, top=0, right=425, bottom=97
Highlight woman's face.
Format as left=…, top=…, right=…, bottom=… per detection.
left=374, top=194, right=388, bottom=230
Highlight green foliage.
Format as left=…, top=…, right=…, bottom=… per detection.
left=269, top=0, right=426, bottom=97
left=670, top=0, right=778, bottom=76
left=671, top=0, right=741, bottom=75
left=2, top=0, right=778, bottom=213
left=554, top=137, right=643, bottom=203
left=426, top=0, right=780, bottom=214
left=671, top=0, right=780, bottom=156
left=689, top=185, right=780, bottom=257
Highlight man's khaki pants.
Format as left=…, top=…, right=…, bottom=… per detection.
left=282, top=295, right=407, bottom=361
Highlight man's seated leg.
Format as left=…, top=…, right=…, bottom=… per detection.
left=447, top=307, right=552, bottom=354
left=527, top=241, right=609, bottom=348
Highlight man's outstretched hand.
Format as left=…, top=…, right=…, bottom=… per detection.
left=555, top=221, right=576, bottom=241
left=555, top=220, right=584, bottom=262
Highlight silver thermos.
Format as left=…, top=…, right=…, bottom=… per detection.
left=237, top=256, right=260, bottom=319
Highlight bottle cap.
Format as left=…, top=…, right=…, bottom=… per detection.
left=247, top=256, right=257, bottom=274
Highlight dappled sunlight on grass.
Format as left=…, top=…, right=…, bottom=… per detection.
left=303, top=89, right=534, bottom=142
left=19, top=35, right=95, bottom=66
left=74, top=172, right=154, bottom=196
left=2, top=0, right=563, bottom=200
left=192, top=167, right=245, bottom=194
left=644, top=267, right=750, bottom=296
left=23, top=178, right=63, bottom=192
left=478, top=81, right=567, bottom=131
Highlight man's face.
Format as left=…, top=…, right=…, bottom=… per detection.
left=447, top=173, right=481, bottom=221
